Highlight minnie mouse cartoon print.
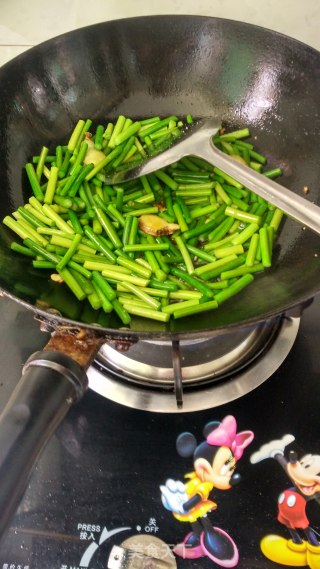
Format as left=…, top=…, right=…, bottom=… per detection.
left=160, top=415, right=254, bottom=567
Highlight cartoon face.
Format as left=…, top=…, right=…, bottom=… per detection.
left=287, top=453, right=320, bottom=496
left=194, top=446, right=237, bottom=489
left=175, top=416, right=253, bottom=493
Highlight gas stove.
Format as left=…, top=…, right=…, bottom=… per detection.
left=0, top=293, right=319, bottom=569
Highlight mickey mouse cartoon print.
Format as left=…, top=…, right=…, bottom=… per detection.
left=251, top=435, right=320, bottom=569
left=160, top=415, right=254, bottom=567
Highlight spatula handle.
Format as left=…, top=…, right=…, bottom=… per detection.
left=197, top=133, right=320, bottom=236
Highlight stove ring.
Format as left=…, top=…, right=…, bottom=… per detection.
left=87, top=315, right=300, bottom=413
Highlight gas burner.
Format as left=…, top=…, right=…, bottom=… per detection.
left=87, top=314, right=300, bottom=412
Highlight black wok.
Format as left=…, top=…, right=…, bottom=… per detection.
left=0, top=15, right=319, bottom=540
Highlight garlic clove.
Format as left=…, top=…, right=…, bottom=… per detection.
left=139, top=214, right=180, bottom=236
left=83, top=136, right=106, bottom=166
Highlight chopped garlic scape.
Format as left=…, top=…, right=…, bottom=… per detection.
left=83, top=136, right=106, bottom=166
left=139, top=214, right=180, bottom=236
left=231, top=154, right=247, bottom=166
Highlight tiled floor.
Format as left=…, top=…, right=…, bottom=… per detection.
left=1, top=0, right=320, bottom=67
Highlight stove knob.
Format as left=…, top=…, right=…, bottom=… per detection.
left=107, top=534, right=176, bottom=569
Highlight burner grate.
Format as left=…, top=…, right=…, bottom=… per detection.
left=88, top=315, right=300, bottom=412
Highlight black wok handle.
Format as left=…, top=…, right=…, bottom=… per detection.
left=0, top=350, right=88, bottom=540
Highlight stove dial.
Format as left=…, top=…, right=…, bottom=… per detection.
left=107, top=534, right=176, bottom=569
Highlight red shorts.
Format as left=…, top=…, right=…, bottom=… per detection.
left=277, top=489, right=308, bottom=529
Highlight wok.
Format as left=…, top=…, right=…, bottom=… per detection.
left=0, top=15, right=319, bottom=540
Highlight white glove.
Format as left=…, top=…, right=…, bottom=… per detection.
left=160, top=479, right=189, bottom=514
left=250, top=434, right=295, bottom=464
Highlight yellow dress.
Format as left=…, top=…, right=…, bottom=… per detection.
left=173, top=471, right=217, bottom=523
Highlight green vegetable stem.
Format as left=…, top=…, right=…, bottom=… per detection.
left=2, top=114, right=285, bottom=324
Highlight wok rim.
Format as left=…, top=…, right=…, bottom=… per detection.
left=2, top=14, right=320, bottom=71
left=0, top=284, right=312, bottom=341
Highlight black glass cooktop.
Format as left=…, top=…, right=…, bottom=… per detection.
left=0, top=294, right=319, bottom=569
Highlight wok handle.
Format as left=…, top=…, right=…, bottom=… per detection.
left=0, top=350, right=88, bottom=541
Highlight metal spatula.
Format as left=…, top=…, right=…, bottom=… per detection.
left=105, top=118, right=320, bottom=236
